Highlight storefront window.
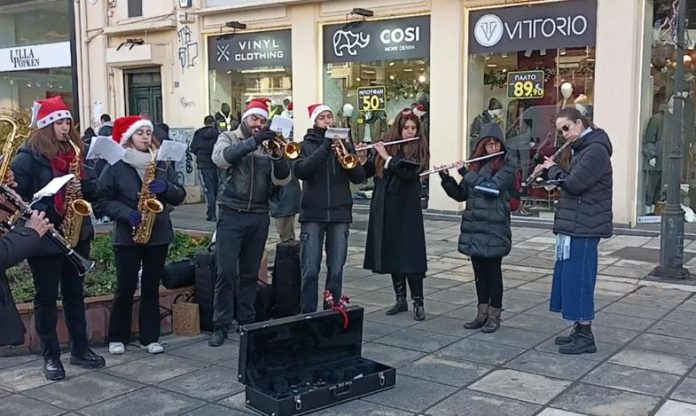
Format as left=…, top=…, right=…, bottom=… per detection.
left=207, top=30, right=292, bottom=132
left=467, top=0, right=597, bottom=219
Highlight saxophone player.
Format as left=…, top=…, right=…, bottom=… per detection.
left=10, top=96, right=105, bottom=381
left=95, top=116, right=186, bottom=356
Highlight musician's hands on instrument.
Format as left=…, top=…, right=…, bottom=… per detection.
left=128, top=210, right=143, bottom=227
left=25, top=210, right=52, bottom=237
left=148, top=179, right=168, bottom=194
left=541, top=156, right=557, bottom=169
left=373, top=142, right=389, bottom=161
left=438, top=169, right=450, bottom=180
left=253, top=129, right=275, bottom=146
left=3, top=171, right=17, bottom=188
left=356, top=148, right=368, bottom=165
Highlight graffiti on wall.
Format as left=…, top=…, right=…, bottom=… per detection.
left=177, top=26, right=199, bottom=72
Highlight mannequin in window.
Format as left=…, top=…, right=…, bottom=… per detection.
left=470, top=98, right=503, bottom=154
left=357, top=110, right=388, bottom=143
left=215, top=103, right=238, bottom=132
left=574, top=94, right=594, bottom=121
left=556, top=82, right=577, bottom=113
left=643, top=101, right=667, bottom=214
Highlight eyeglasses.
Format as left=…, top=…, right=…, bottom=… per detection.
left=485, top=141, right=501, bottom=147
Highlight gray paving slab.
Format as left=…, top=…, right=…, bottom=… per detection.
left=655, top=400, right=696, bottom=416
left=79, top=387, right=205, bottom=416
left=0, top=354, right=40, bottom=370
left=305, top=400, right=415, bottom=416
left=360, top=343, right=426, bottom=368
left=362, top=320, right=403, bottom=342
left=103, top=354, right=207, bottom=384
left=649, top=319, right=696, bottom=340
left=469, top=369, right=571, bottom=405
left=364, top=309, right=420, bottom=328
left=424, top=388, right=540, bottom=416
left=410, top=315, right=478, bottom=337
left=469, top=326, right=547, bottom=349
left=183, top=404, right=254, bottom=416
left=600, top=302, right=673, bottom=320
left=670, top=377, right=696, bottom=404
left=373, top=328, right=459, bottom=353
left=581, top=363, right=681, bottom=397
left=505, top=350, right=599, bottom=381
left=629, top=333, right=696, bottom=358
left=661, top=309, right=696, bottom=325
left=438, top=338, right=526, bottom=366
left=159, top=367, right=244, bottom=402
left=609, top=348, right=696, bottom=375
left=399, top=355, right=492, bottom=387
left=585, top=325, right=639, bottom=346
left=534, top=338, right=623, bottom=363
left=0, top=361, right=58, bottom=393
left=593, top=312, right=656, bottom=332
left=0, top=394, right=64, bottom=416
left=503, top=313, right=573, bottom=334
left=168, top=339, right=240, bottom=364
left=551, top=383, right=661, bottom=416
left=537, top=409, right=590, bottom=416
left=361, top=375, right=457, bottom=413
left=216, top=392, right=256, bottom=414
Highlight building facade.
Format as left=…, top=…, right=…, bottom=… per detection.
left=74, top=0, right=672, bottom=227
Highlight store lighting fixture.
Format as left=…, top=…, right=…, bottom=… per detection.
left=226, top=21, right=247, bottom=30
left=239, top=68, right=286, bottom=74
left=389, top=62, right=395, bottom=67
left=116, top=38, right=144, bottom=51
left=351, top=8, right=374, bottom=18
left=389, top=74, right=395, bottom=80
left=559, top=48, right=567, bottom=55
left=355, top=77, right=361, bottom=82
left=524, top=50, right=533, bottom=57
left=403, top=68, right=413, bottom=72
left=540, top=49, right=547, bottom=56
left=685, top=54, right=693, bottom=63
left=343, top=8, right=373, bottom=30
left=486, top=64, right=497, bottom=68
left=418, top=75, right=426, bottom=83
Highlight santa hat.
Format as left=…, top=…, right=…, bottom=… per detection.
left=308, top=103, right=332, bottom=125
left=112, top=115, right=154, bottom=145
left=242, top=98, right=271, bottom=121
left=287, top=102, right=293, bottom=111
left=413, top=104, right=426, bottom=118
left=30, top=96, right=72, bottom=129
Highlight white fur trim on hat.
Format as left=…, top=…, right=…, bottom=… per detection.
left=36, top=110, right=72, bottom=129
left=242, top=107, right=269, bottom=121
left=310, top=105, right=332, bottom=125
left=120, top=119, right=154, bottom=146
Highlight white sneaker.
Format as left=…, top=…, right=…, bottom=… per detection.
left=109, top=342, right=125, bottom=355
left=140, top=342, right=164, bottom=354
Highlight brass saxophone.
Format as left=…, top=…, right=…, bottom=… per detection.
left=132, top=145, right=164, bottom=244
left=60, top=138, right=93, bottom=247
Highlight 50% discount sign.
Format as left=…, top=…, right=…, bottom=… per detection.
left=506, top=71, right=544, bottom=99
left=357, top=86, right=386, bottom=111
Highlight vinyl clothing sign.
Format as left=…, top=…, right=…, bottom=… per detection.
left=323, top=16, right=430, bottom=64
left=469, top=0, right=597, bottom=54
left=208, top=29, right=291, bottom=71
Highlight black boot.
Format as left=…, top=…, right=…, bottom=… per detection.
left=481, top=306, right=501, bottom=333
left=385, top=276, right=408, bottom=316
left=43, top=357, right=65, bottom=381
left=463, top=304, right=488, bottom=329
left=208, top=328, right=227, bottom=347
left=559, top=324, right=597, bottom=354
left=412, top=297, right=426, bottom=321
left=555, top=322, right=580, bottom=345
left=70, top=349, right=106, bottom=369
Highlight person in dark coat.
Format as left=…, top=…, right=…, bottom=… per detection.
left=269, top=167, right=301, bottom=241
left=294, top=104, right=366, bottom=313
left=536, top=108, right=612, bottom=355
left=11, top=96, right=105, bottom=380
left=98, top=114, right=113, bottom=137
left=440, top=123, right=515, bottom=333
left=190, top=115, right=220, bottom=221
left=95, top=115, right=186, bottom=356
left=363, top=108, right=429, bottom=321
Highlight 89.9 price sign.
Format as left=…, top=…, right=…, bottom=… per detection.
left=357, top=86, right=386, bottom=112
left=506, top=70, right=544, bottom=100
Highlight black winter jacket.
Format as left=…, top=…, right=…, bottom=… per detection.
left=189, top=126, right=218, bottom=169
left=11, top=145, right=96, bottom=255
left=547, top=128, right=613, bottom=238
left=95, top=160, right=186, bottom=246
left=441, top=124, right=515, bottom=258
left=294, top=128, right=366, bottom=222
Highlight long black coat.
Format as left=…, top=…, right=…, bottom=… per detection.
left=363, top=155, right=427, bottom=276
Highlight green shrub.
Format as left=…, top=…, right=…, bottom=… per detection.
left=8, top=231, right=211, bottom=303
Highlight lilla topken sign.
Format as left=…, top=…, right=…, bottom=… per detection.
left=0, top=41, right=72, bottom=73
left=469, top=0, right=597, bottom=54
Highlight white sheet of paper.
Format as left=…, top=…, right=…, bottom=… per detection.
left=157, top=140, right=187, bottom=162
left=86, top=136, right=126, bottom=165
left=269, top=116, right=293, bottom=138
left=325, top=127, right=349, bottom=140
left=32, top=174, right=74, bottom=202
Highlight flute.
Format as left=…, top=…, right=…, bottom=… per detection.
left=356, top=137, right=420, bottom=150
left=523, top=139, right=574, bottom=186
left=419, top=151, right=505, bottom=176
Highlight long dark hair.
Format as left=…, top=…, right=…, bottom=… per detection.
left=555, top=108, right=596, bottom=170
left=468, top=137, right=504, bottom=173
left=27, top=120, right=84, bottom=160
left=375, top=109, right=429, bottom=178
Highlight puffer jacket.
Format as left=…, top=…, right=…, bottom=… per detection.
left=547, top=128, right=613, bottom=238
left=211, top=124, right=291, bottom=213
left=441, top=123, right=515, bottom=258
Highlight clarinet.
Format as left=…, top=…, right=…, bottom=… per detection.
left=523, top=139, right=574, bottom=186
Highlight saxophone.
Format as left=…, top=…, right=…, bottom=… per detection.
left=60, top=138, right=93, bottom=247
left=132, top=145, right=164, bottom=244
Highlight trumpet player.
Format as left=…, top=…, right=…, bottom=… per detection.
left=294, top=104, right=366, bottom=313
left=209, top=98, right=291, bottom=346
left=439, top=123, right=516, bottom=333
left=95, top=116, right=186, bottom=356
left=11, top=96, right=105, bottom=380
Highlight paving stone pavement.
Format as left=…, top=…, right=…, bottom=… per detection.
left=3, top=203, right=696, bottom=415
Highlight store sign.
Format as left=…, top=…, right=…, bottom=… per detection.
left=0, top=42, right=71, bottom=73
left=357, top=86, right=386, bottom=111
left=323, top=16, right=430, bottom=64
left=208, top=29, right=291, bottom=71
left=507, top=70, right=544, bottom=99
left=469, top=0, right=596, bottom=54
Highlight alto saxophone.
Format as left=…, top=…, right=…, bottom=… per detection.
left=60, top=137, right=93, bottom=247
left=132, top=145, right=164, bottom=244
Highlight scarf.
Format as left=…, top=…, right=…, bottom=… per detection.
left=50, top=148, right=83, bottom=216
left=123, top=147, right=156, bottom=181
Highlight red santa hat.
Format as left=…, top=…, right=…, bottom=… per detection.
left=242, top=98, right=271, bottom=121
left=307, top=103, right=332, bottom=125
left=30, top=96, right=72, bottom=129
left=112, top=115, right=154, bottom=145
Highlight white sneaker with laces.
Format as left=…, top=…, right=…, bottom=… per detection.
left=108, top=342, right=125, bottom=355
left=140, top=342, right=164, bottom=354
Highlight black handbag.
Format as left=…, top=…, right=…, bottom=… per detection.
left=0, top=274, right=25, bottom=346
left=162, top=258, right=196, bottom=289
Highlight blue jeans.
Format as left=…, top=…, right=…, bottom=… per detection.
left=300, top=222, right=349, bottom=313
left=198, top=168, right=219, bottom=218
left=549, top=237, right=600, bottom=322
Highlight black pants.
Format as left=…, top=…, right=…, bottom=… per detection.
left=214, top=208, right=269, bottom=327
left=199, top=168, right=219, bottom=218
left=29, top=240, right=91, bottom=358
left=470, top=256, right=503, bottom=308
left=391, top=273, right=424, bottom=300
left=109, top=244, right=168, bottom=345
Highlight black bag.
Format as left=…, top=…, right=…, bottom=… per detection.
left=0, top=274, right=25, bottom=346
left=254, top=280, right=274, bottom=323
left=238, top=306, right=395, bottom=416
left=162, top=258, right=196, bottom=289
left=194, top=246, right=216, bottom=332
left=272, top=240, right=301, bottom=318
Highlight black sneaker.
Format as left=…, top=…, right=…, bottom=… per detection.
left=70, top=349, right=106, bottom=369
left=206, top=215, right=217, bottom=222
left=43, top=357, right=65, bottom=381
left=209, top=329, right=227, bottom=347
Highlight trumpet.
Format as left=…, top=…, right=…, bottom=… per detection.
left=523, top=139, right=573, bottom=186
left=262, top=133, right=300, bottom=160
left=355, top=137, right=420, bottom=151
left=419, top=151, right=505, bottom=177
left=332, top=138, right=359, bottom=170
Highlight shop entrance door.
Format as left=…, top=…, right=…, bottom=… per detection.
left=125, top=68, right=162, bottom=123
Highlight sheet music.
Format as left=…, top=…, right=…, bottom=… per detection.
left=325, top=127, right=350, bottom=140
left=32, top=174, right=74, bottom=203
left=157, top=140, right=187, bottom=162
left=269, top=116, right=293, bottom=138
left=86, top=136, right=126, bottom=165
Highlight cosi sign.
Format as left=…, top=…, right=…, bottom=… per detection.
left=469, top=0, right=596, bottom=54
left=208, top=29, right=291, bottom=71
left=323, top=16, right=430, bottom=64
left=0, top=42, right=72, bottom=73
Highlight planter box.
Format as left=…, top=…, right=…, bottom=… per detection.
left=0, top=286, right=194, bottom=357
